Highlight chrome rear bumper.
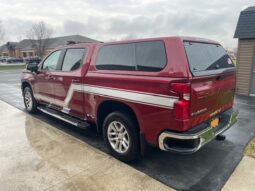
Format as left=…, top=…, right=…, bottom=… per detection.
left=158, top=109, right=238, bottom=153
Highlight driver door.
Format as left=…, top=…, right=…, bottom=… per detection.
left=34, top=50, right=63, bottom=108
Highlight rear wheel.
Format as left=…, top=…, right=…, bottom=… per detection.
left=103, top=111, right=140, bottom=162
left=23, top=86, right=38, bottom=113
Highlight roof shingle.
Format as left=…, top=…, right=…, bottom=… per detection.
left=234, top=6, right=255, bottom=39
left=15, top=35, right=98, bottom=50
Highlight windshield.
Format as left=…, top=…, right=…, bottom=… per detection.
left=184, top=42, right=234, bottom=75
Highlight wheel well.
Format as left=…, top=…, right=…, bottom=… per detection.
left=21, top=81, right=31, bottom=92
left=97, top=101, right=139, bottom=133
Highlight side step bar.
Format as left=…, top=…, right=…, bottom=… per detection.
left=37, top=106, right=90, bottom=129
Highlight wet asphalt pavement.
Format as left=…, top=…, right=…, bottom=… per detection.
left=0, top=69, right=255, bottom=191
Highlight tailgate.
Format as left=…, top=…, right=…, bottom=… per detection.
left=190, top=71, right=235, bottom=117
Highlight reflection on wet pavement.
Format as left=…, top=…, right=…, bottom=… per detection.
left=0, top=101, right=173, bottom=191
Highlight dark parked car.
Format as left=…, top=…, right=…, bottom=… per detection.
left=24, top=57, right=41, bottom=64
left=6, top=57, right=24, bottom=64
left=0, top=56, right=9, bottom=62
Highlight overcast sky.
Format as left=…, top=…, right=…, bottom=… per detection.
left=0, top=0, right=254, bottom=48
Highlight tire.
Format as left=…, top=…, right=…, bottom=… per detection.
left=23, top=86, right=38, bottom=113
left=103, top=111, right=140, bottom=162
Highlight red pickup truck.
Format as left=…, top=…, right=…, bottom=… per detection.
left=21, top=36, right=238, bottom=162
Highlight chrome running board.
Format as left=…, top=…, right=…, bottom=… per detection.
left=37, top=106, right=90, bottom=129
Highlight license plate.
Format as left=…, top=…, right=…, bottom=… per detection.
left=210, top=118, right=219, bottom=128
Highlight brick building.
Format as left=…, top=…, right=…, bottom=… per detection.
left=0, top=35, right=97, bottom=58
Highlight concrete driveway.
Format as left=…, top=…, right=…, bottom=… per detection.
left=1, top=69, right=255, bottom=191
left=0, top=101, right=172, bottom=191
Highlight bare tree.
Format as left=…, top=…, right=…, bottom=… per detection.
left=0, top=21, right=5, bottom=45
left=27, top=21, right=53, bottom=57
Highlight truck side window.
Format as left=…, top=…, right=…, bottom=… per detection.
left=96, top=43, right=136, bottom=70
left=135, top=41, right=166, bottom=71
left=62, top=49, right=86, bottom=71
left=95, top=41, right=166, bottom=72
left=42, top=50, right=62, bottom=71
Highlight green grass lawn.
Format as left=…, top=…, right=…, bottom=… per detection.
left=0, top=65, right=26, bottom=70
left=232, top=59, right=237, bottom=65
left=245, top=138, right=255, bottom=159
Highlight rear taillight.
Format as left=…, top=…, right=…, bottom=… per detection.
left=171, top=83, right=191, bottom=120
left=174, top=100, right=190, bottom=120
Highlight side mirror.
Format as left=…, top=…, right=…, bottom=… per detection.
left=27, top=63, right=39, bottom=73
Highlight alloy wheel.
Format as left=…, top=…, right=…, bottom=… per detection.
left=107, top=121, right=130, bottom=154
left=24, top=91, right=33, bottom=110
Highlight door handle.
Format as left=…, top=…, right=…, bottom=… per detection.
left=46, top=75, right=55, bottom=80
left=216, top=75, right=225, bottom=81
left=72, top=79, right=80, bottom=83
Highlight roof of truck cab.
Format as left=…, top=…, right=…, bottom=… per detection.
left=57, top=42, right=101, bottom=49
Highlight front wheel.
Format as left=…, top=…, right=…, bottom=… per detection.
left=103, top=111, right=140, bottom=162
left=23, top=86, right=38, bottom=113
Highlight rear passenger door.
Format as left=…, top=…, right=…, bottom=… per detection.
left=52, top=48, right=87, bottom=118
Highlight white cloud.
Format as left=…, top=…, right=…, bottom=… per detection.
left=0, top=0, right=254, bottom=48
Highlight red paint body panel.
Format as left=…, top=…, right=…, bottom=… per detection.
left=21, top=36, right=236, bottom=146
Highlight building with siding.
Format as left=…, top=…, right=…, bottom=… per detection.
left=234, top=6, right=255, bottom=96
left=0, top=35, right=97, bottom=58
left=0, top=42, right=18, bottom=57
